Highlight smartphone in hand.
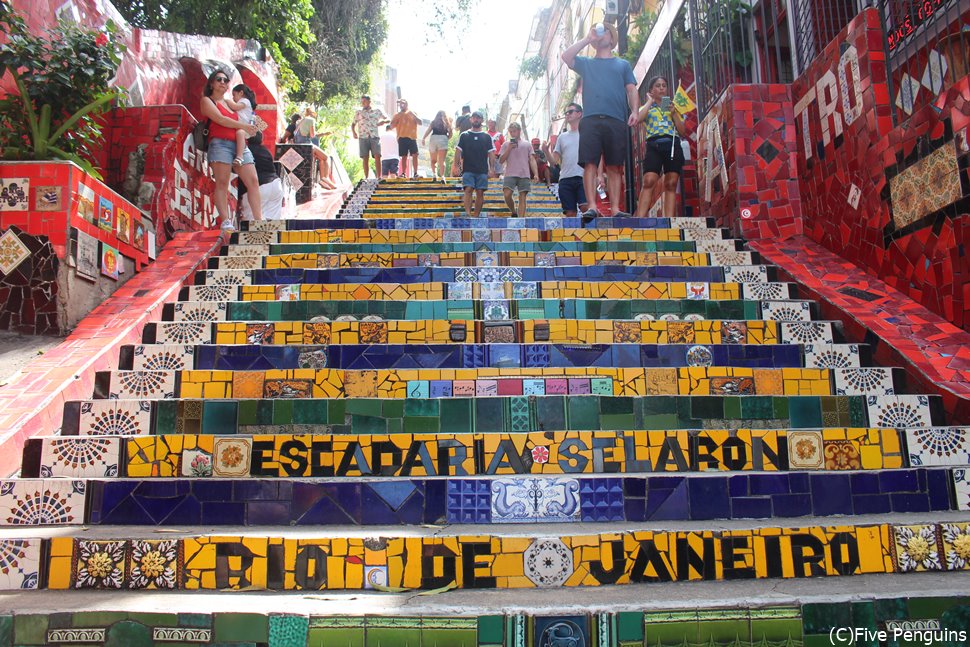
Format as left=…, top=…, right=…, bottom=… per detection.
left=660, top=96, right=672, bottom=112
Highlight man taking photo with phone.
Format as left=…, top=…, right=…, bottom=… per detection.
left=561, top=21, right=638, bottom=221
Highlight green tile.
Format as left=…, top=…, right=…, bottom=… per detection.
left=872, top=597, right=908, bottom=621
left=475, top=399, right=506, bottom=433
left=403, top=416, right=439, bottom=434
left=177, top=613, right=211, bottom=627
left=802, top=603, right=850, bottom=635
left=13, top=615, right=48, bottom=645
left=237, top=400, right=259, bottom=425
left=154, top=400, right=177, bottom=434
left=848, top=396, right=867, bottom=426
left=104, top=620, right=153, bottom=647
left=346, top=400, right=383, bottom=417
left=478, top=616, right=504, bottom=643
left=420, top=628, right=477, bottom=647
left=381, top=400, right=405, bottom=419
left=788, top=397, right=822, bottom=427
left=308, top=627, right=363, bottom=647
left=740, top=396, right=774, bottom=420
left=213, top=614, right=268, bottom=642
left=690, top=396, right=724, bottom=420
left=772, top=396, right=790, bottom=420
left=269, top=615, right=309, bottom=647
left=616, top=612, right=643, bottom=641
left=404, top=399, right=439, bottom=418
left=354, top=414, right=389, bottom=434
left=273, top=401, right=294, bottom=425
left=723, top=397, right=742, bottom=419
left=0, top=616, right=10, bottom=647
left=366, top=627, right=420, bottom=647
left=644, top=620, right=697, bottom=646
left=203, top=401, right=237, bottom=435
left=751, top=617, right=802, bottom=643
left=567, top=396, right=599, bottom=430
left=293, top=400, right=329, bottom=425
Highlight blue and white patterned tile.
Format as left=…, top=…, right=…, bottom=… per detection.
left=480, top=282, right=506, bottom=300
left=236, top=230, right=276, bottom=246
left=78, top=400, right=153, bottom=436
left=132, top=344, right=195, bottom=371
left=0, top=539, right=41, bottom=589
left=483, top=300, right=510, bottom=321
left=501, top=229, right=521, bottom=242
left=186, top=284, right=237, bottom=302
left=499, top=267, right=523, bottom=283
left=40, top=436, right=121, bottom=478
left=108, top=371, right=177, bottom=400
left=224, top=244, right=270, bottom=258
left=834, top=368, right=895, bottom=396
left=723, top=265, right=768, bottom=283
left=906, top=428, right=970, bottom=467
left=742, top=282, right=790, bottom=301
left=802, top=343, right=860, bottom=368
left=709, top=250, right=754, bottom=266
left=171, top=302, right=227, bottom=322
left=476, top=252, right=499, bottom=267
left=694, top=240, right=737, bottom=253
left=490, top=477, right=581, bottom=523
left=780, top=321, right=834, bottom=344
left=447, top=282, right=473, bottom=300
left=453, top=267, right=477, bottom=283
left=154, top=321, right=211, bottom=345
left=215, top=254, right=261, bottom=270
left=512, top=282, right=538, bottom=299
left=681, top=227, right=723, bottom=241
left=0, top=479, right=86, bottom=526
left=246, top=220, right=285, bottom=231
left=761, top=301, right=812, bottom=322
left=953, top=469, right=970, bottom=511
left=202, top=269, right=252, bottom=286
left=523, top=538, right=574, bottom=587
left=866, top=395, right=933, bottom=429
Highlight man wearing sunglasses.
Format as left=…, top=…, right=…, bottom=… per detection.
left=549, top=103, right=587, bottom=217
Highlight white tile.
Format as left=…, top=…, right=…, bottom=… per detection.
left=802, top=344, right=861, bottom=368
left=155, top=321, right=211, bottom=345
left=0, top=538, right=41, bottom=589
left=905, top=428, right=970, bottom=467
left=40, top=436, right=121, bottom=478
left=761, top=301, right=812, bottom=322
left=0, top=479, right=86, bottom=526
left=866, top=395, right=933, bottom=429
left=78, top=400, right=153, bottom=436
left=833, top=367, right=895, bottom=396
left=132, top=344, right=195, bottom=371
left=108, top=371, right=177, bottom=400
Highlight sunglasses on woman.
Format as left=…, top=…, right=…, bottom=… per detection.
left=213, top=76, right=229, bottom=83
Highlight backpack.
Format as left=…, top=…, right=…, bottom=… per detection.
left=192, top=119, right=210, bottom=152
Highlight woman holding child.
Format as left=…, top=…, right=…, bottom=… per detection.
left=199, top=70, right=263, bottom=231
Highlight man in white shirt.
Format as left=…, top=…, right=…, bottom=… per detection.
left=379, top=126, right=400, bottom=178
left=549, top=103, right=588, bottom=216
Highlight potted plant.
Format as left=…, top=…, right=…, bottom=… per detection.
left=0, top=0, right=126, bottom=180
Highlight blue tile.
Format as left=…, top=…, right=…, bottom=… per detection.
left=770, top=494, right=812, bottom=518
left=645, top=480, right=688, bottom=520
left=246, top=502, right=290, bottom=525
left=748, top=474, right=790, bottom=496
left=879, top=469, right=919, bottom=492
left=852, top=494, right=892, bottom=515
left=788, top=472, right=810, bottom=493
left=811, top=474, right=853, bottom=515
left=927, top=469, right=953, bottom=510
left=200, top=502, right=246, bottom=524
left=728, top=475, right=749, bottom=497
left=889, top=493, right=931, bottom=513
left=850, top=472, right=881, bottom=495
left=687, top=477, right=729, bottom=520
left=731, top=497, right=773, bottom=519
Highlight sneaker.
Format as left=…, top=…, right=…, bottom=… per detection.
left=580, top=208, right=600, bottom=219
left=220, top=218, right=236, bottom=233
left=613, top=211, right=632, bottom=218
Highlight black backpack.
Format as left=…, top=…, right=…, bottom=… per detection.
left=192, top=119, right=210, bottom=152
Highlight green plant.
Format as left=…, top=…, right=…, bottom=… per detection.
left=0, top=0, right=126, bottom=179
left=520, top=55, right=546, bottom=81
left=622, top=8, right=659, bottom=66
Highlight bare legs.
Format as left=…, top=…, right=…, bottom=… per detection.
left=635, top=172, right=660, bottom=217
left=503, top=187, right=529, bottom=217
left=211, top=162, right=262, bottom=228
left=235, top=163, right=263, bottom=220
left=635, top=171, right=679, bottom=217
left=464, top=187, right=485, bottom=217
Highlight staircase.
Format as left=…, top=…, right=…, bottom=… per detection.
left=1, top=177, right=968, bottom=645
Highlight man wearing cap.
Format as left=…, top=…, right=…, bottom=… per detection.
left=352, top=95, right=389, bottom=179
left=561, top=21, right=638, bottom=219
left=390, top=99, right=421, bottom=178
left=452, top=111, right=496, bottom=217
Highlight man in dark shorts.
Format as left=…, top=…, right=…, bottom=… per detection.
left=390, top=99, right=421, bottom=178
left=561, top=21, right=638, bottom=219
left=452, top=111, right=496, bottom=217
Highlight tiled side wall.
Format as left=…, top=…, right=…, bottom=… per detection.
left=0, top=597, right=965, bottom=646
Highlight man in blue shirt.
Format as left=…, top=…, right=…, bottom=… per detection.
left=562, top=22, right=638, bottom=219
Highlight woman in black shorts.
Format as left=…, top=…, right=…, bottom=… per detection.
left=634, top=76, right=687, bottom=217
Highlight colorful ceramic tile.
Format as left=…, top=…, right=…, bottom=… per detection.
left=523, top=538, right=574, bottom=587
left=40, top=436, right=121, bottom=478
left=97, top=196, right=114, bottom=232
left=866, top=395, right=933, bottom=429
left=490, top=478, right=581, bottom=523
left=77, top=182, right=96, bottom=222
left=0, top=229, right=30, bottom=275
left=833, top=368, right=895, bottom=396
left=35, top=185, right=62, bottom=211
left=761, top=301, right=811, bottom=322
left=906, top=427, right=970, bottom=467
left=939, top=523, right=970, bottom=571
left=0, top=177, right=29, bottom=211
left=78, top=400, right=152, bottom=436
left=172, top=302, right=227, bottom=322
left=891, top=525, right=941, bottom=572
left=116, top=208, right=131, bottom=244
left=788, top=430, right=824, bottom=469
left=0, top=539, right=41, bottom=589
left=75, top=229, right=99, bottom=281
left=73, top=539, right=126, bottom=588
left=100, top=243, right=120, bottom=280
left=212, top=437, right=252, bottom=477
left=128, top=539, right=180, bottom=589
left=0, top=479, right=85, bottom=526
left=803, top=344, right=860, bottom=368
left=953, top=469, right=970, bottom=511
left=110, top=370, right=177, bottom=399
left=780, top=321, right=833, bottom=344
left=132, top=344, right=194, bottom=371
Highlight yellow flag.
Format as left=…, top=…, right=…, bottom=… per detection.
left=672, top=82, right=695, bottom=115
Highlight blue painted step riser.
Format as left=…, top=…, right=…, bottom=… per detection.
left=79, top=468, right=954, bottom=526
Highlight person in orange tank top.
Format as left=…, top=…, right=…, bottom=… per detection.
left=199, top=70, right=262, bottom=231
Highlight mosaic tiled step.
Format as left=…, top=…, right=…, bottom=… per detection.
left=163, top=297, right=779, bottom=323
left=119, top=342, right=817, bottom=372
left=143, top=319, right=815, bottom=348
left=224, top=239, right=741, bottom=256
left=62, top=469, right=954, bottom=526
left=189, top=281, right=749, bottom=303
left=217, top=250, right=756, bottom=271
left=232, top=227, right=727, bottom=246
left=60, top=394, right=943, bottom=436
left=189, top=265, right=781, bottom=288
left=243, top=216, right=715, bottom=230
left=26, top=428, right=910, bottom=478
left=16, top=520, right=970, bottom=591
left=94, top=366, right=844, bottom=400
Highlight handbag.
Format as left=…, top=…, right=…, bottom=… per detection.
left=192, top=119, right=210, bottom=152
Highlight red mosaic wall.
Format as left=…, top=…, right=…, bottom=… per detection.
left=696, top=84, right=804, bottom=241
left=792, top=9, right=970, bottom=330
